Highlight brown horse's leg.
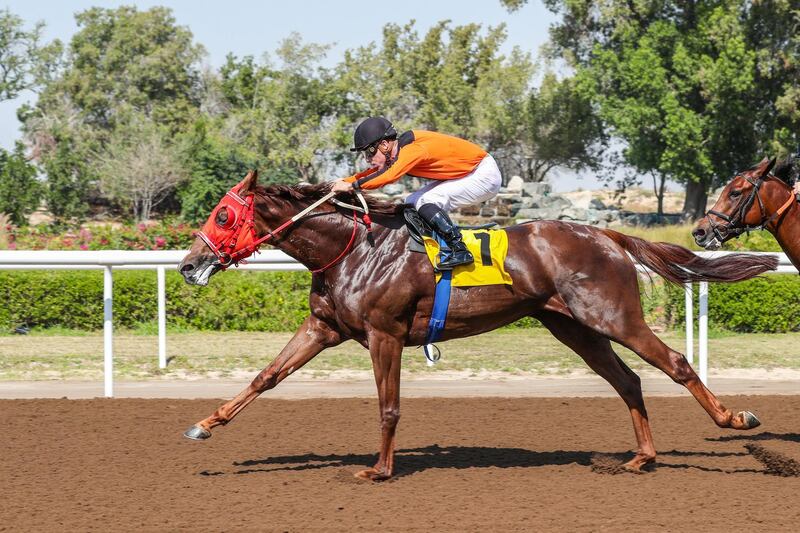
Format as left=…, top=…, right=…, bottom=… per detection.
left=355, top=332, right=403, bottom=481
left=184, top=315, right=341, bottom=439
left=538, top=312, right=656, bottom=472
left=614, top=323, right=758, bottom=430
left=561, top=286, right=759, bottom=431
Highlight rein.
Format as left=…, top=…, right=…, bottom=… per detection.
left=705, top=173, right=796, bottom=242
left=198, top=188, right=372, bottom=274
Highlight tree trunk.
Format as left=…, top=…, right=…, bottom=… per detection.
left=652, top=171, right=666, bottom=219
left=682, top=178, right=708, bottom=221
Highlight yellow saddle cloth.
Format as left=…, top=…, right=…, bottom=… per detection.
left=423, top=229, right=513, bottom=287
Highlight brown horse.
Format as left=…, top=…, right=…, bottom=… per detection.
left=179, top=170, right=777, bottom=480
left=693, top=156, right=800, bottom=269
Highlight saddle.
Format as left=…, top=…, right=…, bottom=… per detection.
left=401, top=205, right=497, bottom=253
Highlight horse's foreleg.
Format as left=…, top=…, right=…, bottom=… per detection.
left=537, top=312, right=656, bottom=472
left=355, top=333, right=403, bottom=481
left=184, top=315, right=341, bottom=440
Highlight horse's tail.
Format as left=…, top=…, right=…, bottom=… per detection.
left=601, top=229, right=778, bottom=284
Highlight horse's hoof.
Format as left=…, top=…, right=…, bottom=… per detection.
left=739, top=411, right=761, bottom=429
left=184, top=425, right=212, bottom=440
left=354, top=468, right=391, bottom=481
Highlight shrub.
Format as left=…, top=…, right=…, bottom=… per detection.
left=663, top=274, right=800, bottom=333
left=1, top=270, right=311, bottom=332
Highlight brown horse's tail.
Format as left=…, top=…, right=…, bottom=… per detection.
left=601, top=229, right=778, bottom=284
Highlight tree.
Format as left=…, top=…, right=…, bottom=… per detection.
left=504, top=0, right=800, bottom=219
left=217, top=34, right=344, bottom=184
left=21, top=5, right=206, bottom=221
left=177, top=118, right=264, bottom=224
left=0, top=142, right=40, bottom=225
left=92, top=115, right=187, bottom=221
left=0, top=9, right=59, bottom=101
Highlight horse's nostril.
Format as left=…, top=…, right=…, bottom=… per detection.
left=180, top=263, right=194, bottom=273
left=692, top=228, right=705, bottom=238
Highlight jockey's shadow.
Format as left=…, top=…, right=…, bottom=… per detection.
left=197, top=444, right=758, bottom=479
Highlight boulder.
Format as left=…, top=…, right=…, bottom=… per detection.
left=506, top=175, right=524, bottom=192
left=521, top=182, right=552, bottom=197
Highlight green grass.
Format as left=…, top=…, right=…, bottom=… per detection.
left=2, top=328, right=799, bottom=381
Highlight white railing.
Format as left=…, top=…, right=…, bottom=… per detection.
left=0, top=250, right=304, bottom=397
left=0, top=249, right=795, bottom=396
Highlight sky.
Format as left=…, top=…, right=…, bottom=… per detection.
left=0, top=0, right=625, bottom=191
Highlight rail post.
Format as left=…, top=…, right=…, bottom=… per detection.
left=684, top=282, right=693, bottom=365
left=698, top=281, right=708, bottom=385
left=103, top=265, right=114, bottom=397
left=157, top=266, right=167, bottom=369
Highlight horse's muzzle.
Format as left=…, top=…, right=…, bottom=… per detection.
left=179, top=257, right=220, bottom=286
left=692, top=222, right=722, bottom=250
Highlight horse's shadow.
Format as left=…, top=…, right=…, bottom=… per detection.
left=198, top=444, right=759, bottom=479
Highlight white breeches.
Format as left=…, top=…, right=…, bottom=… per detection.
left=405, top=154, right=502, bottom=212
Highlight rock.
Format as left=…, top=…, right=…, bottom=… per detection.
left=560, top=207, right=589, bottom=221
left=589, top=198, right=607, bottom=210
left=506, top=175, right=524, bottom=192
left=515, top=207, right=562, bottom=220
left=521, top=182, right=552, bottom=197
left=539, top=195, right=572, bottom=210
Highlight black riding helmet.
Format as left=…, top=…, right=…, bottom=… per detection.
left=350, top=116, right=397, bottom=152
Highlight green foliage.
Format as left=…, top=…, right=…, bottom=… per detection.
left=663, top=275, right=800, bottom=333
left=39, top=129, right=96, bottom=222
left=0, top=270, right=312, bottom=332
left=178, top=119, right=263, bottom=224
left=20, top=5, right=205, bottom=223
left=539, top=0, right=800, bottom=218
left=0, top=142, right=41, bottom=225
left=0, top=8, right=58, bottom=101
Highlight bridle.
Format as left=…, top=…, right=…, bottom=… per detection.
left=705, top=171, right=796, bottom=243
left=197, top=184, right=372, bottom=274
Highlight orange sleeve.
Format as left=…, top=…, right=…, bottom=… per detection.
left=343, top=167, right=379, bottom=184
left=350, top=143, right=427, bottom=190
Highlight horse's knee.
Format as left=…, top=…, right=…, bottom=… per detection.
left=666, top=352, right=697, bottom=385
left=380, top=408, right=400, bottom=429
left=251, top=372, right=277, bottom=392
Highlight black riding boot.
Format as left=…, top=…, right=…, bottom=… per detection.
left=417, top=204, right=474, bottom=270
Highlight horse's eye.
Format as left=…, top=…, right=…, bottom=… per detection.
left=216, top=208, right=229, bottom=225
left=730, top=190, right=742, bottom=198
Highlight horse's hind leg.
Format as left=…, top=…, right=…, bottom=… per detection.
left=559, top=284, right=759, bottom=431
left=614, top=319, right=759, bottom=430
left=183, top=314, right=341, bottom=440
left=537, top=311, right=656, bottom=472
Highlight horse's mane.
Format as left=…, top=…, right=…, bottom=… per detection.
left=256, top=182, right=403, bottom=216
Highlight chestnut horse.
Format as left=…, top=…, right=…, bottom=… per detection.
left=179, top=170, right=777, bottom=480
left=693, top=156, right=800, bottom=269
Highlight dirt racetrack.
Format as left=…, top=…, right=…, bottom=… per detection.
left=4, top=396, right=800, bottom=531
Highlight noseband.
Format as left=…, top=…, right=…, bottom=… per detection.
left=705, top=172, right=795, bottom=242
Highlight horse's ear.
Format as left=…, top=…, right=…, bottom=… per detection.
left=773, top=156, right=795, bottom=184
left=238, top=169, right=259, bottom=195
left=760, top=157, right=777, bottom=177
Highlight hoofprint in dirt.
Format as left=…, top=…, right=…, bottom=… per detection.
left=3, top=396, right=799, bottom=531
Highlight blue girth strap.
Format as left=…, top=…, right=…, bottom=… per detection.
left=423, top=233, right=452, bottom=364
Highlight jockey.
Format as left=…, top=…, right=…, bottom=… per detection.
left=331, top=116, right=502, bottom=270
